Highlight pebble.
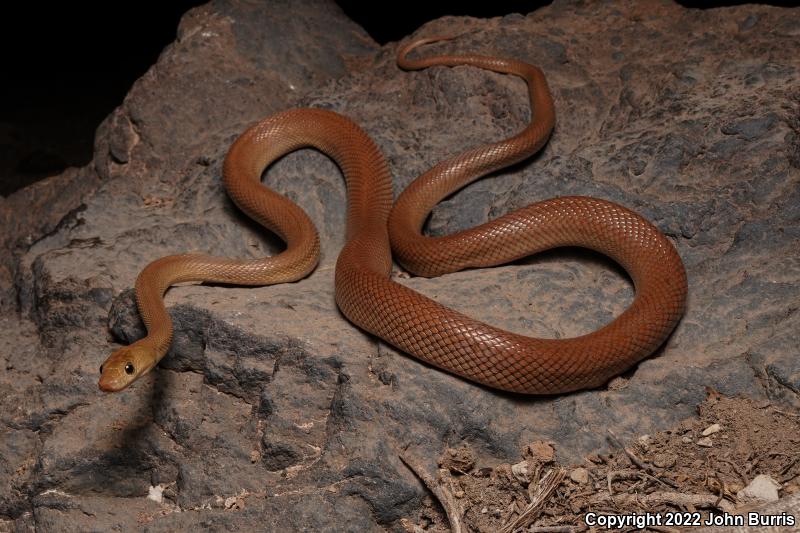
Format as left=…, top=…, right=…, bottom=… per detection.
left=606, top=376, right=628, bottom=390
left=702, top=423, right=722, bottom=436
left=697, top=437, right=713, bottom=447
left=224, top=495, right=244, bottom=510
left=524, top=441, right=555, bottom=463
left=737, top=475, right=780, bottom=503
left=586, top=453, right=603, bottom=464
left=652, top=453, right=677, bottom=468
left=681, top=436, right=693, bottom=444
left=147, top=485, right=164, bottom=503
left=570, top=467, right=590, bottom=484
left=511, top=461, right=529, bottom=484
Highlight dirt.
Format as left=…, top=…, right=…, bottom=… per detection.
left=402, top=392, right=800, bottom=532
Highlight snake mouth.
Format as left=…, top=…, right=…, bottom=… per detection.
left=98, top=374, right=125, bottom=393
left=98, top=356, right=156, bottom=392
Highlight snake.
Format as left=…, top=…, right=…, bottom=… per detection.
left=98, top=36, right=687, bottom=394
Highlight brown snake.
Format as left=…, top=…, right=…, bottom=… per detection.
left=99, top=36, right=687, bottom=394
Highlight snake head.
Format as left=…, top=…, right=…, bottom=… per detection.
left=98, top=345, right=156, bottom=392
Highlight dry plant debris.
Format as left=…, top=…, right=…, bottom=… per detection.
left=402, top=391, right=800, bottom=532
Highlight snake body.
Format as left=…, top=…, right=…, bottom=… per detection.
left=99, top=38, right=687, bottom=394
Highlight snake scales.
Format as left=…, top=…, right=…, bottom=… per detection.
left=99, top=36, right=687, bottom=394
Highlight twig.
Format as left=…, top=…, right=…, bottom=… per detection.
left=527, top=526, right=580, bottom=532
left=606, top=469, right=651, bottom=496
left=715, top=457, right=748, bottom=484
left=590, top=490, right=736, bottom=513
left=626, top=479, right=646, bottom=494
left=779, top=457, right=799, bottom=482
left=399, top=453, right=465, bottom=533
left=770, top=407, right=800, bottom=418
left=607, top=430, right=678, bottom=488
left=499, top=467, right=565, bottom=533
left=607, top=430, right=649, bottom=469
left=709, top=474, right=725, bottom=509
left=781, top=458, right=798, bottom=474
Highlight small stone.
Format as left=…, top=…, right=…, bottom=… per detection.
left=682, top=436, right=693, bottom=444
left=474, top=467, right=493, bottom=478
left=522, top=441, right=555, bottom=463
left=570, top=467, right=590, bottom=484
left=399, top=518, right=423, bottom=533
left=702, top=423, right=721, bottom=436
left=454, top=490, right=465, bottom=498
left=147, top=485, right=164, bottom=503
left=481, top=507, right=488, bottom=514
left=652, top=453, right=677, bottom=468
left=224, top=495, right=244, bottom=510
left=737, top=475, right=780, bottom=503
left=586, top=453, right=603, bottom=464
left=511, top=461, right=529, bottom=484
left=697, top=437, right=713, bottom=447
left=637, top=434, right=651, bottom=450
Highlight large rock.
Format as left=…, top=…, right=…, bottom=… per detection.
left=2, top=0, right=798, bottom=531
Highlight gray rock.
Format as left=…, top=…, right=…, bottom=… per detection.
left=2, top=0, right=799, bottom=531
left=737, top=474, right=781, bottom=503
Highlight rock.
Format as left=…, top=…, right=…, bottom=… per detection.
left=223, top=495, right=245, bottom=510
left=697, top=437, right=714, bottom=447
left=570, top=468, right=590, bottom=484
left=523, top=441, right=556, bottom=464
left=2, top=0, right=799, bottom=530
left=147, top=485, right=164, bottom=503
left=682, top=436, right=693, bottom=444
left=586, top=453, right=603, bottom=464
left=702, top=423, right=722, bottom=436
left=737, top=475, right=781, bottom=503
left=652, top=453, right=677, bottom=469
left=511, top=461, right=530, bottom=484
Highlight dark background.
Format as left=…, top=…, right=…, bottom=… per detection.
left=0, top=1, right=786, bottom=197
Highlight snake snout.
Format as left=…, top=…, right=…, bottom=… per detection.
left=98, top=345, right=154, bottom=392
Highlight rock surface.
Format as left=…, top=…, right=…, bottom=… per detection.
left=1, top=0, right=799, bottom=531
left=737, top=475, right=781, bottom=504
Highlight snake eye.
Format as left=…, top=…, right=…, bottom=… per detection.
left=125, top=363, right=135, bottom=375
left=99, top=365, right=104, bottom=374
